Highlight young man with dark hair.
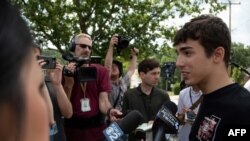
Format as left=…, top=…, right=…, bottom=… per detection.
left=174, top=14, right=250, bottom=141
left=122, top=58, right=170, bottom=140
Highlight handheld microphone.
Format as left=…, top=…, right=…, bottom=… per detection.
left=152, top=101, right=179, bottom=141
left=103, top=110, right=144, bottom=141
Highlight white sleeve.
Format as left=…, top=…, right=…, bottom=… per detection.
left=177, top=91, right=185, bottom=114
left=244, top=80, right=250, bottom=92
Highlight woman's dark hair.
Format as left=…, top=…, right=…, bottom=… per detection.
left=173, top=15, right=231, bottom=68
left=0, top=0, right=33, bottom=140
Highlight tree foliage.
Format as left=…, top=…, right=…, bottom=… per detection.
left=12, top=0, right=226, bottom=61
left=230, top=43, right=250, bottom=84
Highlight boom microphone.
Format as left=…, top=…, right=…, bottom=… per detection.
left=152, top=101, right=179, bottom=141
left=103, top=110, right=144, bottom=141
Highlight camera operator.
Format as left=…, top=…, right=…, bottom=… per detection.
left=33, top=45, right=73, bottom=141
left=63, top=33, right=122, bottom=141
left=177, top=85, right=203, bottom=141
left=104, top=34, right=139, bottom=110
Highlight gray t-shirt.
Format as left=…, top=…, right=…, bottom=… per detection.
left=109, top=73, right=130, bottom=110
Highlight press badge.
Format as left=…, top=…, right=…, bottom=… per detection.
left=80, top=98, right=91, bottom=112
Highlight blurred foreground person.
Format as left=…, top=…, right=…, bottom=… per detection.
left=0, top=1, right=49, bottom=141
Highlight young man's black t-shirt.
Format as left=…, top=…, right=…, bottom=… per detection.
left=189, top=83, right=250, bottom=141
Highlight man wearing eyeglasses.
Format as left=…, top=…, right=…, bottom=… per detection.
left=63, top=33, right=122, bottom=141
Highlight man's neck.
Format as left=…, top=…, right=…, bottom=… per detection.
left=198, top=68, right=233, bottom=94
left=140, top=83, right=153, bottom=95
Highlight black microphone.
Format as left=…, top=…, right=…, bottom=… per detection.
left=152, top=101, right=179, bottom=141
left=103, top=110, right=144, bottom=141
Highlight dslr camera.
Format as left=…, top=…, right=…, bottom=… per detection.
left=62, top=53, right=100, bottom=82
left=115, top=35, right=130, bottom=55
left=37, top=55, right=56, bottom=69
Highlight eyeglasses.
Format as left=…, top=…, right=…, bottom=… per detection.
left=76, top=44, right=92, bottom=50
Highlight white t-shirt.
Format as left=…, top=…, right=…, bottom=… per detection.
left=177, top=87, right=203, bottom=141
left=244, top=79, right=250, bottom=92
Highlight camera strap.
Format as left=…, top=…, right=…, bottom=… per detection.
left=80, top=82, right=87, bottom=98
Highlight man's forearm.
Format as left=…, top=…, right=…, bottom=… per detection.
left=104, top=45, right=114, bottom=75
left=63, top=84, right=73, bottom=99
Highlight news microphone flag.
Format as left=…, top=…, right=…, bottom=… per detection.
left=103, top=122, right=127, bottom=141
left=103, top=110, right=144, bottom=141
left=156, top=105, right=179, bottom=133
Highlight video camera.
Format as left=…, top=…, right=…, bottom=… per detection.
left=115, top=35, right=130, bottom=55
left=62, top=52, right=101, bottom=82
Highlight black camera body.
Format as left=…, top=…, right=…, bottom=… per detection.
left=62, top=53, right=98, bottom=82
left=115, top=35, right=130, bottom=55
left=37, top=55, right=56, bottom=69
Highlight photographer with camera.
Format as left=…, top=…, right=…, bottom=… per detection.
left=104, top=34, right=139, bottom=110
left=177, top=85, right=203, bottom=141
left=34, top=44, right=73, bottom=141
left=63, top=33, right=122, bottom=141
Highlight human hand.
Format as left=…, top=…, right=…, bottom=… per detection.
left=109, top=34, right=119, bottom=48
left=47, top=62, right=63, bottom=86
left=64, top=62, right=76, bottom=74
left=131, top=47, right=139, bottom=56
left=109, top=108, right=123, bottom=122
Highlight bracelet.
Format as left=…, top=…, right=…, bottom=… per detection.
left=107, top=108, right=113, bottom=119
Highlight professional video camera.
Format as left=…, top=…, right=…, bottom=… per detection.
left=62, top=52, right=101, bottom=82
left=115, top=35, right=130, bottom=55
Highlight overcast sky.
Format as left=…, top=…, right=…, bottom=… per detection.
left=167, top=0, right=250, bottom=46
left=218, top=0, right=250, bottom=46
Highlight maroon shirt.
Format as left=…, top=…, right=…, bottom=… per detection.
left=64, top=64, right=111, bottom=141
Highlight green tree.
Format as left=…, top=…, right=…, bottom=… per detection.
left=230, top=43, right=250, bottom=84
left=231, top=43, right=250, bottom=68
left=12, top=0, right=226, bottom=60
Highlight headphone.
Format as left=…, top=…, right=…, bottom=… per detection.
left=68, top=36, right=76, bottom=52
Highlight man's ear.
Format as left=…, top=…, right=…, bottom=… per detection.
left=139, top=72, right=145, bottom=79
left=213, top=47, right=225, bottom=64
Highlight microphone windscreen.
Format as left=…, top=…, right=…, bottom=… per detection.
left=153, top=101, right=179, bottom=134
left=118, top=110, right=144, bottom=134
left=162, top=101, right=177, bottom=115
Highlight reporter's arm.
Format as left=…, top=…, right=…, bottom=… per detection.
left=126, top=47, right=139, bottom=78
left=48, top=63, right=73, bottom=118
left=52, top=84, right=73, bottom=118
left=99, top=91, right=122, bottom=121
left=104, top=34, right=118, bottom=76
left=62, top=63, right=76, bottom=99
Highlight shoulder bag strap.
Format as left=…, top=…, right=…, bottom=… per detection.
left=189, top=94, right=204, bottom=110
